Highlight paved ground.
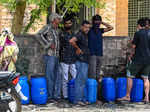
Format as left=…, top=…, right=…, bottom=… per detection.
left=22, top=101, right=150, bottom=112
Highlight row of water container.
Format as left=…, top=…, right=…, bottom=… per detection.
left=19, top=76, right=144, bottom=105
left=102, top=77, right=143, bottom=102
left=18, top=76, right=47, bottom=104
left=68, top=77, right=144, bottom=103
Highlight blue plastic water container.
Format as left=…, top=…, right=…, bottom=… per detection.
left=31, top=77, right=48, bottom=104
left=68, top=79, right=75, bottom=103
left=131, top=78, right=144, bottom=102
left=68, top=79, right=88, bottom=103
left=19, top=76, right=30, bottom=104
left=86, top=79, right=97, bottom=103
left=83, top=86, right=87, bottom=102
left=116, top=77, right=127, bottom=98
left=102, top=77, right=116, bottom=101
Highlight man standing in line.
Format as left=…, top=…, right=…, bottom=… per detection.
left=88, top=14, right=113, bottom=104
left=88, top=15, right=113, bottom=81
left=59, top=17, right=77, bottom=100
left=70, top=20, right=91, bottom=105
left=117, top=18, right=150, bottom=103
left=37, top=13, right=62, bottom=102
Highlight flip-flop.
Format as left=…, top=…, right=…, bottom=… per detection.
left=117, top=97, right=130, bottom=102
left=143, top=100, right=149, bottom=104
left=76, top=101, right=87, bottom=106
left=117, top=98, right=130, bottom=104
left=84, top=101, right=90, bottom=105
left=118, top=99, right=130, bottom=101
left=96, top=100, right=103, bottom=105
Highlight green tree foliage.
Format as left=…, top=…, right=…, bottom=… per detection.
left=0, top=0, right=105, bottom=34
left=57, top=0, right=105, bottom=14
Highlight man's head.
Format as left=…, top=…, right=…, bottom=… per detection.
left=144, top=17, right=150, bottom=29
left=92, top=14, right=102, bottom=28
left=49, top=13, right=62, bottom=28
left=63, top=17, right=73, bottom=31
left=137, top=18, right=147, bottom=29
left=81, top=20, right=91, bottom=34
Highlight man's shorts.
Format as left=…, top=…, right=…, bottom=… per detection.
left=127, top=62, right=150, bottom=79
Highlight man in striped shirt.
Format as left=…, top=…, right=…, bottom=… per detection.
left=37, top=13, right=62, bottom=102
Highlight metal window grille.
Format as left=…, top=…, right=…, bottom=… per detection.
left=128, top=0, right=150, bottom=37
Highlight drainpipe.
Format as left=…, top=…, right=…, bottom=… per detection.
left=52, top=0, right=56, bottom=13
left=86, top=6, right=89, bottom=20
left=47, top=0, right=56, bottom=24
left=92, top=7, right=95, bottom=16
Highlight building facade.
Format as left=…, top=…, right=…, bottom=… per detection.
left=0, top=0, right=150, bottom=37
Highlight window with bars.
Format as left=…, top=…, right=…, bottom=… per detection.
left=128, top=0, right=150, bottom=37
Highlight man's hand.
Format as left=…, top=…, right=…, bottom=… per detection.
left=69, top=37, right=83, bottom=55
left=101, top=21, right=113, bottom=32
left=128, top=55, right=132, bottom=61
left=50, top=44, right=55, bottom=49
left=76, top=48, right=83, bottom=55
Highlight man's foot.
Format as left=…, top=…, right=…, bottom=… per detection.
left=84, top=101, right=90, bottom=105
left=47, top=99, right=57, bottom=103
left=143, top=100, right=149, bottom=104
left=61, top=98, right=69, bottom=103
left=75, top=101, right=87, bottom=106
left=143, top=97, right=149, bottom=104
left=117, top=96, right=130, bottom=102
left=96, top=100, right=103, bottom=105
left=54, top=98, right=62, bottom=103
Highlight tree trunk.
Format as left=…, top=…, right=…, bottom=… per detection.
left=11, top=0, right=26, bottom=35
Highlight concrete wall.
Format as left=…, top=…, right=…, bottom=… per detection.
left=15, top=35, right=129, bottom=77
left=15, top=35, right=45, bottom=76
